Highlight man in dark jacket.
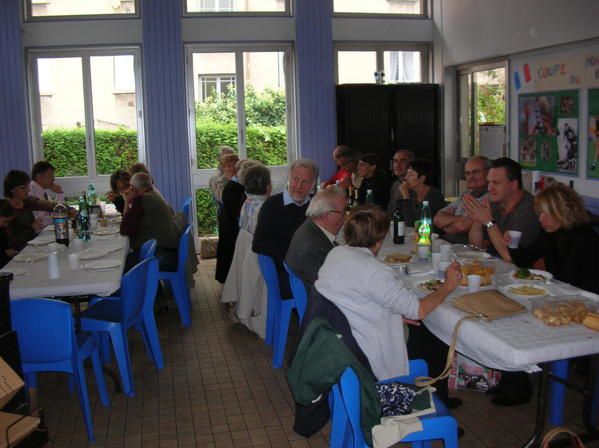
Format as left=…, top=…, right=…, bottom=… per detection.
left=286, top=186, right=346, bottom=288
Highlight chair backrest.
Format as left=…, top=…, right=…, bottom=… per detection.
left=177, top=225, right=191, bottom=273
left=120, top=257, right=151, bottom=323
left=11, top=299, right=74, bottom=364
left=181, top=196, right=193, bottom=225
left=144, top=256, right=159, bottom=309
left=283, top=262, right=308, bottom=323
left=140, top=239, right=157, bottom=261
left=257, top=254, right=281, bottom=302
left=337, top=367, right=368, bottom=448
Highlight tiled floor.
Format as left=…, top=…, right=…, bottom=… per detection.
left=34, top=259, right=597, bottom=447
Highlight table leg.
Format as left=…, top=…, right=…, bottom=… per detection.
left=523, top=364, right=549, bottom=448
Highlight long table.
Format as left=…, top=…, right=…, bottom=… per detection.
left=377, top=228, right=599, bottom=447
left=3, top=225, right=129, bottom=300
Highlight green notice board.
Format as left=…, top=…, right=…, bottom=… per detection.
left=518, top=90, right=579, bottom=174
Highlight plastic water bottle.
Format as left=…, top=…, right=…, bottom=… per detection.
left=52, top=201, right=70, bottom=247
left=87, top=180, right=97, bottom=207
left=77, top=194, right=91, bottom=242
left=365, top=189, right=375, bottom=205
left=417, top=201, right=432, bottom=259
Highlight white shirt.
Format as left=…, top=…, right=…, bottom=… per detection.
left=315, top=245, right=420, bottom=380
left=29, top=180, right=64, bottom=227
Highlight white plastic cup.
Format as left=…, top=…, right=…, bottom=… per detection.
left=507, top=230, right=522, bottom=249
left=431, top=252, right=442, bottom=273
left=48, top=251, right=60, bottom=279
left=417, top=245, right=430, bottom=261
left=68, top=253, right=80, bottom=270
left=467, top=274, right=482, bottom=293
left=72, top=238, right=84, bottom=252
left=440, top=244, right=452, bottom=261
left=438, top=261, right=451, bottom=279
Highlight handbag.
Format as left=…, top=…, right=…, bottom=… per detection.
left=415, top=290, right=526, bottom=387
left=540, top=427, right=585, bottom=448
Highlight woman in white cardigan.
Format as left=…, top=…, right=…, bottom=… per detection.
left=314, top=206, right=462, bottom=380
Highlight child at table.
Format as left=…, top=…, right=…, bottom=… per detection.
left=0, top=199, right=17, bottom=268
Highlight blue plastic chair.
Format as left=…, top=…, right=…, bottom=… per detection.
left=11, top=298, right=110, bottom=442
left=158, top=225, right=192, bottom=327
left=283, top=262, right=308, bottom=324
left=331, top=360, right=458, bottom=448
left=139, top=238, right=157, bottom=261
left=81, top=257, right=155, bottom=396
left=549, top=359, right=569, bottom=425
left=257, top=254, right=296, bottom=368
left=182, top=196, right=193, bottom=225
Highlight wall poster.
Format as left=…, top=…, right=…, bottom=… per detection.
left=588, top=89, right=599, bottom=179
left=518, top=90, right=579, bottom=174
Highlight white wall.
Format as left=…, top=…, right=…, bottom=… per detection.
left=438, top=0, right=599, bottom=67
left=435, top=0, right=599, bottom=197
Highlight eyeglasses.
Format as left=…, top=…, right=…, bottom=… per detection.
left=464, top=169, right=486, bottom=177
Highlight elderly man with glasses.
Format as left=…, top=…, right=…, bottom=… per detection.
left=285, top=186, right=347, bottom=289
left=433, top=156, right=491, bottom=244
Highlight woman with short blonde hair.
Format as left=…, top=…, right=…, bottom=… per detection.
left=507, top=184, right=599, bottom=293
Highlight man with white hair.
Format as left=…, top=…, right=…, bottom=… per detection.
left=120, top=172, right=180, bottom=270
left=252, top=158, right=318, bottom=298
left=286, top=187, right=347, bottom=288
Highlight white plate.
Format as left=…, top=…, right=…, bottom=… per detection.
left=42, top=224, right=55, bottom=232
left=501, top=283, right=549, bottom=299
left=13, top=252, right=47, bottom=263
left=94, top=228, right=120, bottom=236
left=110, top=216, right=122, bottom=223
left=78, top=248, right=110, bottom=260
left=509, top=269, right=553, bottom=282
left=81, top=259, right=121, bottom=270
left=454, top=250, right=492, bottom=260
left=0, top=268, right=28, bottom=276
left=414, top=278, right=444, bottom=293
left=27, top=235, right=55, bottom=246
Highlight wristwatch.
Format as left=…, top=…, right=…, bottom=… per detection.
left=485, top=220, right=496, bottom=229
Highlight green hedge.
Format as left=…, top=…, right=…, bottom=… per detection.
left=42, top=123, right=287, bottom=236
left=195, top=120, right=287, bottom=168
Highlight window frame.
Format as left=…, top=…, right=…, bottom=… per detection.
left=184, top=42, right=296, bottom=188
left=27, top=46, right=146, bottom=193
left=333, top=0, right=427, bottom=18
left=457, top=59, right=509, bottom=159
left=334, top=42, right=430, bottom=84
left=24, top=0, right=140, bottom=22
left=197, top=73, right=236, bottom=102
left=182, top=0, right=291, bottom=17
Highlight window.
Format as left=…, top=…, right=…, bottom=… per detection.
left=198, top=74, right=236, bottom=101
left=458, top=64, right=507, bottom=157
left=336, top=46, right=426, bottom=84
left=28, top=49, right=144, bottom=182
left=185, top=0, right=287, bottom=14
left=27, top=0, right=137, bottom=18
left=334, top=0, right=424, bottom=15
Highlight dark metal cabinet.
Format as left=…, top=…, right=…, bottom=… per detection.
left=336, top=84, right=441, bottom=186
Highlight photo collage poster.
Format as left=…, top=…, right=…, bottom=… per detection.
left=588, top=89, right=599, bottom=179
left=518, top=90, right=579, bottom=174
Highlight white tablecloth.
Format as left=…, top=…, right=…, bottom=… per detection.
left=4, top=226, right=129, bottom=300
left=378, top=228, right=599, bottom=372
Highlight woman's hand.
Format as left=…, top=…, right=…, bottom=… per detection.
left=399, top=180, right=410, bottom=199
left=106, top=191, right=117, bottom=202
left=442, top=261, right=462, bottom=291
left=503, top=231, right=512, bottom=246
left=5, top=249, right=18, bottom=257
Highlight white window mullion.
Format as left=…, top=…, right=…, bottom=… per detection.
left=235, top=50, right=247, bottom=158
left=81, top=55, right=96, bottom=181
left=28, top=56, right=44, bottom=162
